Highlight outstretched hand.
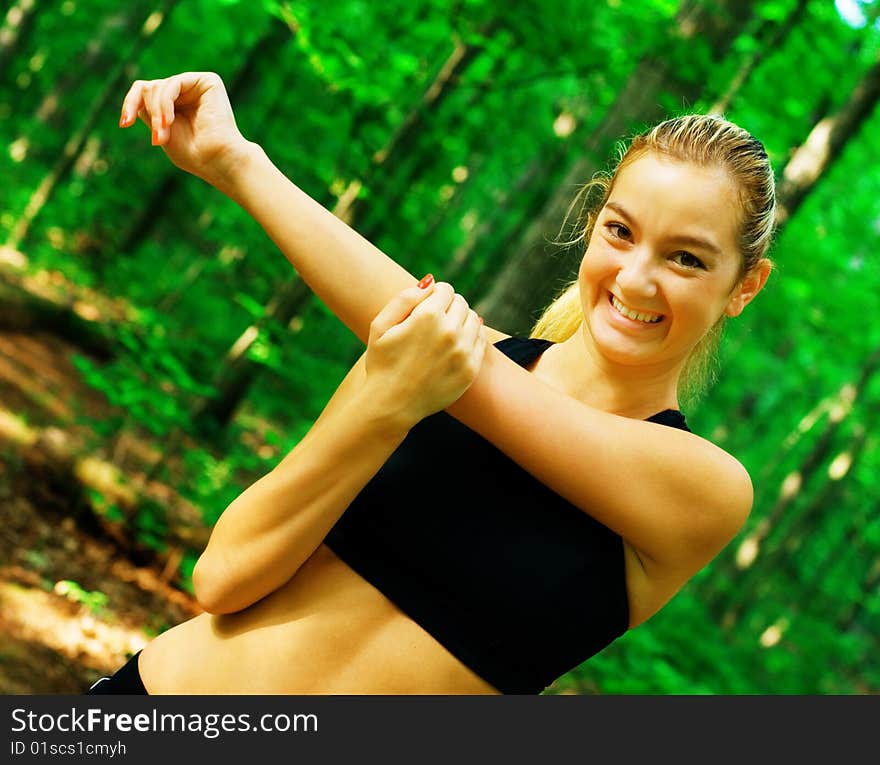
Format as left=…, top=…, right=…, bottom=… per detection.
left=119, top=72, right=251, bottom=187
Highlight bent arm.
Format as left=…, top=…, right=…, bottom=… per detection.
left=219, top=142, right=418, bottom=345
left=192, top=355, right=408, bottom=614
left=446, top=348, right=754, bottom=573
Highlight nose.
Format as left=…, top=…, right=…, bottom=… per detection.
left=615, top=249, right=658, bottom=298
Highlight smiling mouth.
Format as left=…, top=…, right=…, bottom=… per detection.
left=608, top=293, right=664, bottom=324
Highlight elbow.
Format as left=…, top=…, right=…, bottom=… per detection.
left=689, top=456, right=754, bottom=555
left=191, top=554, right=240, bottom=615
left=732, top=460, right=754, bottom=525
left=717, top=458, right=754, bottom=541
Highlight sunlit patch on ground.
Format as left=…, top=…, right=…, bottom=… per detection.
left=0, top=579, right=148, bottom=672
left=0, top=347, right=203, bottom=694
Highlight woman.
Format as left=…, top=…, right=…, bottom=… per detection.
left=88, top=72, right=773, bottom=695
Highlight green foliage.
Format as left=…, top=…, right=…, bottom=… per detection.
left=134, top=499, right=170, bottom=552
left=2, top=0, right=879, bottom=695
left=54, top=580, right=110, bottom=617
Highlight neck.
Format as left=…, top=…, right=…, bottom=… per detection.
left=534, top=325, right=684, bottom=419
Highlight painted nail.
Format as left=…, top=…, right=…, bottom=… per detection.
left=161, top=113, right=167, bottom=130
left=417, top=274, right=434, bottom=289
left=151, top=128, right=159, bottom=146
left=119, top=110, right=127, bottom=128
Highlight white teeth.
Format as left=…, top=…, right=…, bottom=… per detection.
left=611, top=295, right=663, bottom=324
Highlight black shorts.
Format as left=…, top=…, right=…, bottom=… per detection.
left=85, top=651, right=148, bottom=695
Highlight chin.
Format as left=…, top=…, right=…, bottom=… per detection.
left=587, top=324, right=655, bottom=365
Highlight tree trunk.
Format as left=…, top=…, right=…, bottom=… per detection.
left=708, top=0, right=809, bottom=115
left=0, top=0, right=41, bottom=78
left=475, top=0, right=759, bottom=334
left=707, top=346, right=880, bottom=624
left=775, top=49, right=880, bottom=225
left=785, top=473, right=873, bottom=625
left=4, top=0, right=180, bottom=252
left=464, top=138, right=573, bottom=304
left=33, top=2, right=151, bottom=132
left=335, top=25, right=495, bottom=229
left=750, top=381, right=853, bottom=487
left=720, top=424, right=867, bottom=630
left=708, top=402, right=851, bottom=620
left=836, top=555, right=880, bottom=633
left=0, top=272, right=117, bottom=359
left=111, top=15, right=294, bottom=260
left=392, top=52, right=509, bottom=277
left=713, top=50, right=880, bottom=457
left=192, top=278, right=313, bottom=428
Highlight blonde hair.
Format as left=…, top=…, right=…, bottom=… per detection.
left=530, top=114, right=777, bottom=406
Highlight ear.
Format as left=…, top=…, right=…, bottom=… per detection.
left=725, top=258, right=772, bottom=317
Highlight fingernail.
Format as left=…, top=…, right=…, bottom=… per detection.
left=119, top=110, right=127, bottom=128
left=151, top=128, right=159, bottom=146
left=161, top=113, right=167, bottom=130
left=479, top=316, right=483, bottom=324
left=417, top=274, right=434, bottom=289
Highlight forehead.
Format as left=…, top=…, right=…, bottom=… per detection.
left=608, top=152, right=740, bottom=250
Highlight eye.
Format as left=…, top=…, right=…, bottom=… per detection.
left=672, top=251, right=706, bottom=270
left=606, top=222, right=632, bottom=240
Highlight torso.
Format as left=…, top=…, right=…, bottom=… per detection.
left=140, top=540, right=665, bottom=695
left=139, top=333, right=681, bottom=695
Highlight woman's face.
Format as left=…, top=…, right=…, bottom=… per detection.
left=578, top=151, right=759, bottom=373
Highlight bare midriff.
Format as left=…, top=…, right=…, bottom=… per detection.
left=138, top=543, right=502, bottom=695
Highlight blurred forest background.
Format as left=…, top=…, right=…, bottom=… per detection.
left=0, top=0, right=878, bottom=695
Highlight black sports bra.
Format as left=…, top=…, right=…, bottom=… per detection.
left=323, top=336, right=691, bottom=693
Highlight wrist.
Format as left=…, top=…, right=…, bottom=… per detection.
left=208, top=139, right=266, bottom=199
left=354, top=382, right=422, bottom=440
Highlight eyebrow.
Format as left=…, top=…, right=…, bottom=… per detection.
left=604, top=201, right=723, bottom=256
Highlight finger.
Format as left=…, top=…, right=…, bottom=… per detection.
left=151, top=77, right=182, bottom=144
left=120, top=79, right=148, bottom=128
left=144, top=80, right=168, bottom=145
left=411, top=280, right=455, bottom=319
left=171, top=71, right=224, bottom=107
left=469, top=322, right=489, bottom=371
left=443, top=293, right=470, bottom=328
left=142, top=82, right=160, bottom=144
left=370, top=282, right=436, bottom=339
left=458, top=308, right=482, bottom=347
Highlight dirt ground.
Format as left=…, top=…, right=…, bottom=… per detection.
left=0, top=326, right=587, bottom=696
left=0, top=329, right=202, bottom=694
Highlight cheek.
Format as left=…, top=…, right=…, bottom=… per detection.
left=578, top=246, right=612, bottom=299
left=577, top=254, right=590, bottom=282
left=676, top=291, right=724, bottom=329
left=577, top=259, right=599, bottom=304
left=579, top=240, right=604, bottom=278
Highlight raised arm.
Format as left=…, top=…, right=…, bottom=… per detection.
left=217, top=143, right=416, bottom=344
left=120, top=72, right=417, bottom=345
